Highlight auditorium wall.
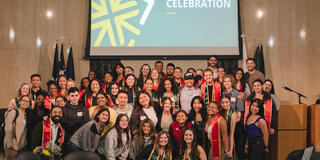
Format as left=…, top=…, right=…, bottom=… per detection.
left=0, top=0, right=319, bottom=108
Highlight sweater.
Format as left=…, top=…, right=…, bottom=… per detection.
left=70, top=120, right=102, bottom=152
left=98, top=127, right=130, bottom=160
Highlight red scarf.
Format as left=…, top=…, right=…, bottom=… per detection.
left=42, top=119, right=64, bottom=148
left=171, top=121, right=192, bottom=148
left=211, top=114, right=222, bottom=160
left=85, top=95, right=93, bottom=109
left=44, top=96, right=52, bottom=110
left=107, top=95, right=115, bottom=108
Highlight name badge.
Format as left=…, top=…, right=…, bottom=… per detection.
left=77, top=112, right=83, bottom=117
left=43, top=116, right=48, bottom=120
left=231, top=97, right=236, bottom=102
left=140, top=116, right=147, bottom=121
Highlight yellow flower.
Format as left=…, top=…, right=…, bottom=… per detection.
left=33, top=147, right=39, bottom=153
left=42, top=149, right=51, bottom=156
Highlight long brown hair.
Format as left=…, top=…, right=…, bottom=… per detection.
left=114, top=114, right=131, bottom=149
left=138, top=119, right=156, bottom=151
left=155, top=131, right=172, bottom=158
left=181, top=128, right=200, bottom=160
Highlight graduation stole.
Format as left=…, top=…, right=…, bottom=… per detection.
left=224, top=108, right=234, bottom=125
left=85, top=95, right=93, bottom=109
left=147, top=145, right=172, bottom=160
left=116, top=76, right=125, bottom=86
left=44, top=96, right=52, bottom=110
left=42, top=119, right=64, bottom=148
left=127, top=87, right=135, bottom=103
left=107, top=95, right=115, bottom=108
left=200, top=81, right=221, bottom=105
left=102, top=83, right=107, bottom=94
left=244, top=99, right=273, bottom=130
left=211, top=114, right=222, bottom=160
left=163, top=93, right=179, bottom=110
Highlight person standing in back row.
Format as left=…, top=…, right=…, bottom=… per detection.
left=244, top=58, right=265, bottom=90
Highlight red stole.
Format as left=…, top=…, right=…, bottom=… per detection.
left=116, top=76, right=125, bottom=86
left=85, top=95, right=93, bottom=109
left=211, top=114, right=222, bottom=160
left=102, top=83, right=107, bottom=94
left=44, top=96, right=52, bottom=110
left=107, top=95, right=115, bottom=108
left=171, top=121, right=192, bottom=148
left=200, top=81, right=221, bottom=104
left=79, top=89, right=85, bottom=97
left=42, top=119, right=64, bottom=148
left=244, top=99, right=273, bottom=130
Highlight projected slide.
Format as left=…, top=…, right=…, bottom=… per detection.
left=90, top=0, right=239, bottom=56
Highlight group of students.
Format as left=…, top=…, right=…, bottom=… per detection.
left=3, top=56, right=280, bottom=160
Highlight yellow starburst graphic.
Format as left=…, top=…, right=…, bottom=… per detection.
left=91, top=0, right=141, bottom=47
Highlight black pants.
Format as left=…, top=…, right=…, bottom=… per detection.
left=234, top=122, right=246, bottom=160
left=248, top=137, right=265, bottom=160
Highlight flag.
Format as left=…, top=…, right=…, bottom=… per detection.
left=59, top=44, right=66, bottom=75
left=242, top=35, right=248, bottom=72
left=254, top=44, right=265, bottom=75
left=52, top=43, right=59, bottom=80
left=66, top=46, right=75, bottom=80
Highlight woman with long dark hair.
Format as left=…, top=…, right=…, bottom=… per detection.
left=81, top=79, right=102, bottom=109
left=99, top=114, right=131, bottom=160
left=57, top=75, right=68, bottom=97
left=121, top=73, right=140, bottom=104
left=158, top=78, right=180, bottom=112
left=246, top=99, right=269, bottom=160
left=106, top=81, right=119, bottom=107
left=79, top=77, right=90, bottom=97
left=136, top=131, right=172, bottom=160
left=137, top=64, right=151, bottom=89
left=131, top=90, right=158, bottom=136
left=181, top=128, right=207, bottom=160
left=233, top=68, right=251, bottom=99
left=156, top=97, right=174, bottom=132
left=114, top=63, right=125, bottom=87
left=69, top=107, right=110, bottom=152
left=205, top=102, right=229, bottom=160
left=143, top=78, right=158, bottom=102
left=130, top=119, right=156, bottom=160
left=263, top=79, right=280, bottom=110
left=188, top=96, right=207, bottom=147
left=88, top=92, right=117, bottom=136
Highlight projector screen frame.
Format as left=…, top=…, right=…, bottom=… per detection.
left=84, top=0, right=243, bottom=60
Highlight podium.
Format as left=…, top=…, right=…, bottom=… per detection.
left=278, top=104, right=307, bottom=160
left=310, top=104, right=320, bottom=152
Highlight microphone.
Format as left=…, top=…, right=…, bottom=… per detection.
left=282, top=86, right=293, bottom=92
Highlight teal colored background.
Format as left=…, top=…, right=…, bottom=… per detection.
left=91, top=0, right=239, bottom=47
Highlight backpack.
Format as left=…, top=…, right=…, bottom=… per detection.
left=0, top=109, right=19, bottom=151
